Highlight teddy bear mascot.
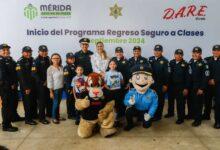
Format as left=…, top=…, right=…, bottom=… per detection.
left=75, top=72, right=117, bottom=138
left=124, top=65, right=158, bottom=131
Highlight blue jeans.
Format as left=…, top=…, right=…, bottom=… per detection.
left=52, top=89, right=63, bottom=119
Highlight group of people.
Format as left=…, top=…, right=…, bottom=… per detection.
left=0, top=37, right=220, bottom=133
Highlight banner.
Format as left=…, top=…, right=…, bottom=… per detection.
left=0, top=0, right=219, bottom=61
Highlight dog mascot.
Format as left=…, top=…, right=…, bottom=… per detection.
left=124, top=65, right=158, bottom=131
left=75, top=72, right=117, bottom=138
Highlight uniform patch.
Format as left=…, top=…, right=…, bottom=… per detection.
left=205, top=71, right=210, bottom=77
left=31, top=67, right=36, bottom=71
left=16, top=66, right=21, bottom=71
left=198, top=63, right=202, bottom=67
left=122, top=61, right=126, bottom=64
left=140, top=60, right=143, bottom=63
left=64, top=72, right=69, bottom=75
left=181, top=64, right=185, bottom=67
left=160, top=60, right=164, bottom=64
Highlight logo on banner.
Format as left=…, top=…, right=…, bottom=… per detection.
left=24, top=3, right=71, bottom=20
left=163, top=5, right=207, bottom=21
left=110, top=4, right=122, bottom=19
left=24, top=4, right=38, bottom=20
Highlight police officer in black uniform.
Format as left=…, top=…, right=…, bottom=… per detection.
left=202, top=46, right=220, bottom=120
left=128, top=46, right=151, bottom=69
left=165, top=49, right=189, bottom=124
left=63, top=52, right=76, bottom=119
left=75, top=38, right=93, bottom=75
left=16, top=46, right=37, bottom=125
left=210, top=45, right=220, bottom=129
left=32, top=45, right=51, bottom=124
left=149, top=44, right=169, bottom=121
left=188, top=47, right=209, bottom=127
left=0, top=44, right=18, bottom=132
left=109, top=47, right=130, bottom=119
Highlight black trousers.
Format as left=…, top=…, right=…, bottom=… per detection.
left=167, top=85, right=185, bottom=120
left=31, top=86, right=38, bottom=118
left=21, top=89, right=35, bottom=121
left=10, top=88, right=20, bottom=119
left=191, top=87, right=204, bottom=122
left=186, top=90, right=194, bottom=118
left=65, top=89, right=75, bottom=117
left=152, top=84, right=165, bottom=119
left=125, top=106, right=149, bottom=125
left=214, top=82, right=220, bottom=123
left=37, top=85, right=51, bottom=120
left=1, top=89, right=12, bottom=128
left=204, top=85, right=215, bottom=117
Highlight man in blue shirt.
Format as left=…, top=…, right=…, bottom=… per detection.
left=124, top=65, right=158, bottom=131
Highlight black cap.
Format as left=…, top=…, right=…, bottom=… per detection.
left=192, top=47, right=202, bottom=53
left=115, top=47, right=123, bottom=52
left=39, top=45, right=48, bottom=52
left=79, top=38, right=90, bottom=44
left=0, top=44, right=11, bottom=50
left=66, top=52, right=75, bottom=59
left=133, top=46, right=141, bottom=51
left=154, top=44, right=163, bottom=51
left=213, top=45, right=220, bottom=51
left=131, top=65, right=152, bottom=76
left=22, top=46, right=32, bottom=52
left=175, top=49, right=184, bottom=55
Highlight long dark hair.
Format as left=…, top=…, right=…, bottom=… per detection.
left=50, top=53, right=62, bottom=66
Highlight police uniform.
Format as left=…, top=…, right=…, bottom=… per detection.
left=128, top=46, right=151, bottom=69
left=124, top=65, right=158, bottom=131
left=166, top=49, right=189, bottom=124
left=0, top=44, right=18, bottom=132
left=149, top=45, right=169, bottom=121
left=32, top=45, right=51, bottom=124
left=188, top=47, right=209, bottom=127
left=211, top=45, right=220, bottom=129
left=16, top=46, right=37, bottom=125
left=75, top=38, right=93, bottom=75
left=203, top=46, right=219, bottom=120
left=63, top=52, right=76, bottom=119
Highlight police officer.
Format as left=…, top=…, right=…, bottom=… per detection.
left=16, top=46, right=37, bottom=125
left=188, top=47, right=209, bottom=127
left=211, top=45, right=220, bottom=129
left=75, top=38, right=93, bottom=75
left=63, top=52, right=76, bottom=119
left=202, top=46, right=219, bottom=120
left=149, top=44, right=169, bottom=121
left=109, top=47, right=130, bottom=119
left=128, top=46, right=151, bottom=69
left=0, top=44, right=18, bottom=132
left=165, top=49, right=189, bottom=124
left=32, top=45, right=51, bottom=124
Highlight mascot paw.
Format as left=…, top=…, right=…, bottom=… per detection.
left=75, top=96, right=90, bottom=111
left=100, top=128, right=117, bottom=138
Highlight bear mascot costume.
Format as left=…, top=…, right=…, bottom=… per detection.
left=75, top=72, right=117, bottom=138
left=124, top=65, right=158, bottom=131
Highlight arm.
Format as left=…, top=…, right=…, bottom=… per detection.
left=47, top=67, right=54, bottom=90
left=148, top=92, right=158, bottom=117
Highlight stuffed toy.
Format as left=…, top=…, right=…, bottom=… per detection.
left=75, top=72, right=117, bottom=138
left=124, top=65, right=158, bottom=131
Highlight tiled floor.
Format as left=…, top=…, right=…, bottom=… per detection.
left=0, top=101, right=220, bottom=150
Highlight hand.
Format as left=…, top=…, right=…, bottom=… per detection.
left=183, top=89, right=188, bottom=96
left=208, top=79, right=215, bottom=85
left=50, top=91, right=54, bottom=99
left=25, top=89, right=31, bottom=95
left=11, top=85, right=15, bottom=90
left=128, top=95, right=135, bottom=105
left=144, top=113, right=151, bottom=121
left=197, top=89, right=204, bottom=95
left=0, top=96, right=2, bottom=108
left=162, top=85, right=168, bottom=93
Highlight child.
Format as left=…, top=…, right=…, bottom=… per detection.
left=104, top=60, right=124, bottom=127
left=71, top=65, right=88, bottom=125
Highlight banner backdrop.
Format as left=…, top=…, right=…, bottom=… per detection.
left=0, top=0, right=219, bottom=61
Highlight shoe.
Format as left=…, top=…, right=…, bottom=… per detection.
left=58, top=117, right=66, bottom=121
left=143, top=122, right=152, bottom=129
left=164, top=114, right=174, bottom=118
left=25, top=120, right=37, bottom=125
left=214, top=123, right=220, bottom=129
left=192, top=121, right=201, bottom=127
left=68, top=115, right=74, bottom=119
left=176, top=119, right=184, bottom=125
left=75, top=120, right=80, bottom=125
left=124, top=124, right=134, bottom=131
left=11, top=116, right=25, bottom=122
left=152, top=117, right=161, bottom=122
left=114, top=121, right=122, bottom=128
left=185, top=115, right=193, bottom=120
left=3, top=126, right=18, bottom=132
left=52, top=119, right=59, bottom=124
left=202, top=114, right=210, bottom=120
left=39, top=119, right=50, bottom=125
